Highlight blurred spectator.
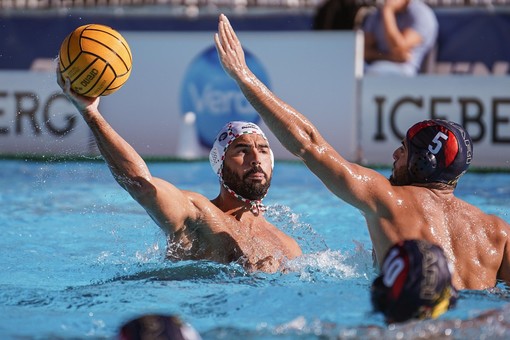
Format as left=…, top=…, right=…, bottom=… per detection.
left=371, top=239, right=458, bottom=324
left=313, top=0, right=367, bottom=30
left=363, top=0, right=438, bottom=76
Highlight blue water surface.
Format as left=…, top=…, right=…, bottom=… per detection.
left=1, top=159, right=510, bottom=339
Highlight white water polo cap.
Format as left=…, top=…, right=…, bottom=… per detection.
left=209, top=121, right=274, bottom=177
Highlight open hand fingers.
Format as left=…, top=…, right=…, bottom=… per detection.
left=220, top=15, right=240, bottom=54
left=221, top=15, right=240, bottom=51
left=217, top=16, right=230, bottom=53
left=214, top=32, right=224, bottom=55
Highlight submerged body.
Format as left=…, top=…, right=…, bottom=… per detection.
left=162, top=188, right=301, bottom=272
left=5, top=159, right=510, bottom=340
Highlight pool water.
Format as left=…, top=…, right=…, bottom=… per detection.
left=1, top=159, right=510, bottom=339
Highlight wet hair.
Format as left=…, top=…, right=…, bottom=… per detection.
left=119, top=314, right=201, bottom=340
left=406, top=119, right=473, bottom=185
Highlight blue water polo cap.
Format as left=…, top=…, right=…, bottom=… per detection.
left=371, top=239, right=458, bottom=323
left=406, top=119, right=473, bottom=185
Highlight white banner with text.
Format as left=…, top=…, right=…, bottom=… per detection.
left=0, top=31, right=358, bottom=161
left=361, top=76, right=510, bottom=168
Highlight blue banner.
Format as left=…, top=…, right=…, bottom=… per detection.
left=0, top=14, right=312, bottom=70
left=435, top=9, right=510, bottom=74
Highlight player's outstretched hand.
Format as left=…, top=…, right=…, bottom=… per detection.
left=56, top=63, right=100, bottom=114
left=214, top=14, right=249, bottom=81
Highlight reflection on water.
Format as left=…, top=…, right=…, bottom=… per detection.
left=104, top=261, right=250, bottom=283
left=1, top=160, right=510, bottom=339
left=198, top=303, right=510, bottom=339
left=2, top=246, right=510, bottom=339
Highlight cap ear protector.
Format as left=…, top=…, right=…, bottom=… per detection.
left=408, top=147, right=438, bottom=181
left=406, top=119, right=473, bottom=185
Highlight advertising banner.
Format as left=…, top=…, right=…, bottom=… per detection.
left=0, top=31, right=359, bottom=161
left=0, top=14, right=313, bottom=70
left=0, top=71, right=91, bottom=156
left=100, top=31, right=359, bottom=160
left=361, top=75, right=510, bottom=168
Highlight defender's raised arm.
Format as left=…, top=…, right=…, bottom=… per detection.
left=56, top=69, right=196, bottom=236
left=214, top=13, right=390, bottom=213
left=214, top=13, right=510, bottom=290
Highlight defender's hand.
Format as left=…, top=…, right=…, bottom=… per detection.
left=214, top=14, right=249, bottom=81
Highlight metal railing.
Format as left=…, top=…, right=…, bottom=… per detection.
left=0, top=0, right=320, bottom=9
left=1, top=0, right=510, bottom=10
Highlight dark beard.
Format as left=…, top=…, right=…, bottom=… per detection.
left=222, top=165, right=271, bottom=200
left=389, top=167, right=412, bottom=186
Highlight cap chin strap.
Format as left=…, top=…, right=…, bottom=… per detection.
left=221, top=181, right=267, bottom=214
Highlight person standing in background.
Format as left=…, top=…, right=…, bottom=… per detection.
left=363, top=0, right=438, bottom=76
left=312, top=0, right=367, bottom=30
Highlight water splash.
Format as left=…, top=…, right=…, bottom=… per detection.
left=203, top=304, right=510, bottom=340
left=284, top=241, right=375, bottom=282
left=265, top=204, right=329, bottom=253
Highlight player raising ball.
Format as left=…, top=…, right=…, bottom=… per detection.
left=58, top=24, right=132, bottom=97
left=56, top=23, right=302, bottom=273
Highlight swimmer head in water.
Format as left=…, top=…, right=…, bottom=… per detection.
left=371, top=239, right=458, bottom=323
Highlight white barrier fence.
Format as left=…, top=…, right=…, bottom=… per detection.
left=0, top=31, right=509, bottom=168
left=0, top=31, right=359, bottom=162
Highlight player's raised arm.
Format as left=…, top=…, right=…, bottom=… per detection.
left=56, top=70, right=196, bottom=235
left=214, top=14, right=391, bottom=213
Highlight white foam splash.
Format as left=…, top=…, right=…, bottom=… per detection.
left=271, top=303, right=510, bottom=339
left=284, top=243, right=374, bottom=281
left=135, top=242, right=161, bottom=263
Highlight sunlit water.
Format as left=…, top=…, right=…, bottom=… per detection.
left=1, top=159, right=510, bottom=339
